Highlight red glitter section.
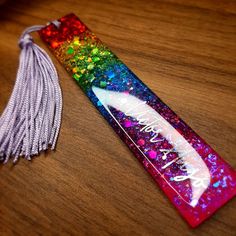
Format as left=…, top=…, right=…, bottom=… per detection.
left=39, top=13, right=87, bottom=49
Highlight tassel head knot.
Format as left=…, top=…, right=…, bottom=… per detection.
left=18, top=34, right=33, bottom=49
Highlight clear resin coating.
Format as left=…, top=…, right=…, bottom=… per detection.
left=39, top=14, right=236, bottom=227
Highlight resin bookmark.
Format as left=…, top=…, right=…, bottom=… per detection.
left=39, top=14, right=236, bottom=227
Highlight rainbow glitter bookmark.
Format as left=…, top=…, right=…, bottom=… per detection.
left=39, top=14, right=236, bottom=227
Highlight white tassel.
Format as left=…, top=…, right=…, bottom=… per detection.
left=0, top=24, right=62, bottom=163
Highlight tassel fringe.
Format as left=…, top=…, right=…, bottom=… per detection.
left=0, top=25, right=62, bottom=163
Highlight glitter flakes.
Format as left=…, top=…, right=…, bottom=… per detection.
left=148, top=150, right=157, bottom=160
left=91, top=47, right=99, bottom=55
left=67, top=47, right=74, bottom=54
left=213, top=181, right=221, bottom=188
left=87, top=63, right=94, bottom=70
left=137, top=139, right=145, bottom=146
left=99, top=81, right=107, bottom=88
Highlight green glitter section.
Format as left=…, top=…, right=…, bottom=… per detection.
left=57, top=34, right=122, bottom=91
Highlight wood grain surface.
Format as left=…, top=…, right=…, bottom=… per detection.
left=0, top=0, right=236, bottom=235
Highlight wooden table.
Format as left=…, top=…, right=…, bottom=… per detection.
left=0, top=0, right=235, bottom=235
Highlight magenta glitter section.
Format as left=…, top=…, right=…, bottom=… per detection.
left=39, top=14, right=236, bottom=227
